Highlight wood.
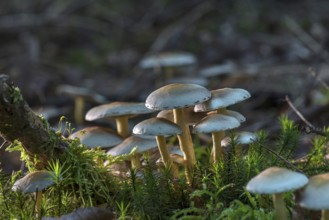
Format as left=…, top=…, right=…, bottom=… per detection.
left=0, top=75, right=68, bottom=169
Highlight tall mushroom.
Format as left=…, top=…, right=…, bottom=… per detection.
left=133, top=117, right=182, bottom=178
left=193, top=114, right=240, bottom=162
left=246, top=167, right=308, bottom=220
left=297, top=173, right=329, bottom=220
left=145, top=83, right=211, bottom=179
left=85, top=102, right=156, bottom=138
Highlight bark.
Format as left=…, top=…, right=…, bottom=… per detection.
left=0, top=74, right=68, bottom=169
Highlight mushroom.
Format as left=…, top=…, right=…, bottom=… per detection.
left=246, top=167, right=309, bottom=220
left=297, top=173, right=329, bottom=220
left=157, top=107, right=207, bottom=126
left=145, top=83, right=211, bottom=179
left=69, top=126, right=123, bottom=150
left=85, top=102, right=156, bottom=138
left=56, top=84, right=107, bottom=126
left=221, top=131, right=256, bottom=156
left=12, top=171, right=56, bottom=218
left=193, top=114, right=240, bottom=162
left=133, top=117, right=182, bottom=178
left=106, top=135, right=158, bottom=169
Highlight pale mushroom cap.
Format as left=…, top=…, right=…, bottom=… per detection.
left=139, top=52, right=196, bottom=69
left=246, top=167, right=308, bottom=194
left=194, top=88, right=251, bottom=112
left=133, top=117, right=182, bottom=137
left=199, top=62, right=236, bottom=78
left=85, top=101, right=156, bottom=121
left=12, top=171, right=55, bottom=194
left=69, top=126, right=123, bottom=149
left=157, top=107, right=207, bottom=125
left=221, top=131, right=257, bottom=147
left=193, top=114, right=240, bottom=134
left=208, top=110, right=246, bottom=123
left=106, top=136, right=157, bottom=156
left=298, top=173, right=329, bottom=210
left=56, top=85, right=107, bottom=103
left=145, top=83, right=211, bottom=110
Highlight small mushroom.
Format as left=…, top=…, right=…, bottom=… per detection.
left=56, top=84, right=107, bottom=126
left=133, top=117, right=182, bottom=178
left=246, top=167, right=308, bottom=220
left=106, top=135, right=158, bottom=169
left=12, top=171, right=56, bottom=218
left=221, top=131, right=256, bottom=156
left=193, top=114, right=240, bottom=162
left=297, top=173, right=329, bottom=220
left=85, top=102, right=156, bottom=138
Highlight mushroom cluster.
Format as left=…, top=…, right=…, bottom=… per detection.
left=66, top=83, right=252, bottom=181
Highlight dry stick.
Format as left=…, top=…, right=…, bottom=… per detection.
left=308, top=67, right=329, bottom=91
left=285, top=95, right=327, bottom=137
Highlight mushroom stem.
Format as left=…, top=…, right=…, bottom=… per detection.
left=74, top=96, right=85, bottom=126
left=115, top=116, right=129, bottom=138
left=131, top=154, right=142, bottom=169
left=212, top=131, right=225, bottom=162
left=173, top=108, right=195, bottom=175
left=35, top=191, right=43, bottom=218
left=272, top=193, right=288, bottom=220
left=322, top=210, right=329, bottom=220
left=156, top=135, right=178, bottom=178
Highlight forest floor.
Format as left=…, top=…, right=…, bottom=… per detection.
left=1, top=0, right=329, bottom=172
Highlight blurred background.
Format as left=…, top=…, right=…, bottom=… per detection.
left=1, top=0, right=329, bottom=171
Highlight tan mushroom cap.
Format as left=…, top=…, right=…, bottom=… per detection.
left=246, top=167, right=308, bottom=194
left=146, top=83, right=211, bottom=110
left=139, top=52, right=197, bottom=69
left=69, top=126, right=123, bottom=149
left=85, top=101, right=156, bottom=121
left=107, top=136, right=158, bottom=156
left=133, top=117, right=182, bottom=137
left=194, top=88, right=251, bottom=112
left=56, top=84, right=107, bottom=103
left=12, top=171, right=55, bottom=194
left=298, top=173, right=329, bottom=210
left=193, top=114, right=240, bottom=134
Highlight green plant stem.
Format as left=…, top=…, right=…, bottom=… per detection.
left=273, top=193, right=287, bottom=220
left=322, top=210, right=329, bottom=220
left=115, top=116, right=129, bottom=138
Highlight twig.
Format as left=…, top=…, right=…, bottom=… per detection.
left=308, top=67, right=329, bottom=91
left=285, top=95, right=327, bottom=136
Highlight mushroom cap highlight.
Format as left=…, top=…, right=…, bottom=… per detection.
left=133, top=117, right=182, bottom=137
left=145, top=83, right=211, bottom=110
left=246, top=167, right=308, bottom=194
left=194, top=88, right=251, bottom=112
left=193, top=114, right=240, bottom=134
left=298, top=173, right=329, bottom=210
left=107, top=135, right=158, bottom=156
left=69, top=126, right=123, bottom=149
left=85, top=101, right=156, bottom=121
left=12, top=171, right=55, bottom=194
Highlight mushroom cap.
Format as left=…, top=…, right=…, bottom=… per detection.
left=85, top=101, right=156, bottom=121
left=133, top=117, right=182, bottom=137
left=199, top=62, right=236, bottom=78
left=56, top=84, right=107, bottom=103
left=69, top=126, right=123, bottom=149
left=221, top=131, right=257, bottom=147
left=298, top=173, right=329, bottom=210
left=193, top=114, right=240, bottom=134
left=208, top=110, right=246, bottom=123
left=139, top=52, right=196, bottom=69
left=157, top=107, right=207, bottom=125
left=106, top=136, right=158, bottom=156
left=246, top=167, right=308, bottom=194
left=12, top=171, right=55, bottom=194
left=145, top=83, right=211, bottom=110
left=194, top=88, right=251, bottom=112
left=43, top=207, right=114, bottom=220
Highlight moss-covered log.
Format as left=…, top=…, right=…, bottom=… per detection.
left=0, top=74, right=68, bottom=169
